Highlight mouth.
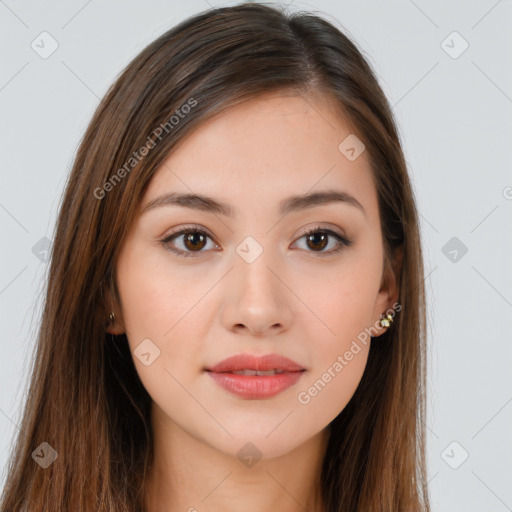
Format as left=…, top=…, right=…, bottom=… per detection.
left=204, top=353, right=306, bottom=399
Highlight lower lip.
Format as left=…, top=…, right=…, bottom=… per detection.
left=206, top=370, right=304, bottom=399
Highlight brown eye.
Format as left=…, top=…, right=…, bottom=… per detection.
left=294, top=227, right=352, bottom=256
left=183, top=232, right=207, bottom=251
left=162, top=228, right=217, bottom=258
left=305, top=231, right=328, bottom=252
left=161, top=225, right=352, bottom=259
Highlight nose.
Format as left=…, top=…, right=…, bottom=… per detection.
left=219, top=246, right=293, bottom=337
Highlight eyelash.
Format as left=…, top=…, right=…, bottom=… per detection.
left=160, top=225, right=353, bottom=259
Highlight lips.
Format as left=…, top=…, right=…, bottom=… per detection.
left=204, top=353, right=306, bottom=399
left=205, top=353, right=305, bottom=373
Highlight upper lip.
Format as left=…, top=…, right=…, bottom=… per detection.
left=205, top=353, right=305, bottom=373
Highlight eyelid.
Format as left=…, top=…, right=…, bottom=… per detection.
left=162, top=223, right=216, bottom=240
left=296, top=223, right=347, bottom=238
left=161, top=223, right=346, bottom=240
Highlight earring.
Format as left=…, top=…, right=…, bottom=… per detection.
left=106, top=312, right=116, bottom=336
left=379, top=312, right=394, bottom=329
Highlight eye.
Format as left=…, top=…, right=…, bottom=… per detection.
left=293, top=227, right=352, bottom=256
left=160, top=225, right=352, bottom=258
left=161, top=226, right=219, bottom=258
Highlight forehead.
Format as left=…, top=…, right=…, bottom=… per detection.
left=142, top=91, right=379, bottom=221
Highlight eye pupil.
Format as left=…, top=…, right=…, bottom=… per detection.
left=306, top=232, right=328, bottom=251
left=184, top=232, right=207, bottom=251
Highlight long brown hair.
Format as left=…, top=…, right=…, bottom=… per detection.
left=0, top=3, right=430, bottom=511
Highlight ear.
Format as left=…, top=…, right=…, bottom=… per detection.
left=103, top=279, right=126, bottom=335
left=371, top=243, right=403, bottom=339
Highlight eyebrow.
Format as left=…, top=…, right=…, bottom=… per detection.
left=141, top=189, right=366, bottom=218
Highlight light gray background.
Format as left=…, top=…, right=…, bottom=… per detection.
left=1, top=0, right=511, bottom=510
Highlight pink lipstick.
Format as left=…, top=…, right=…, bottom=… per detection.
left=205, top=353, right=305, bottom=399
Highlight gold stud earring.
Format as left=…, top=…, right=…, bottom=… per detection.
left=379, top=312, right=394, bottom=329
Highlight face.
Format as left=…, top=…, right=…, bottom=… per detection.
left=112, top=90, right=398, bottom=459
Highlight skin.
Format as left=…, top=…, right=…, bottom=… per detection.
left=107, top=89, right=401, bottom=512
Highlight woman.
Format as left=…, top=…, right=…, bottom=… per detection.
left=0, top=3, right=431, bottom=511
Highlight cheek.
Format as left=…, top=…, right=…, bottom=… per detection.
left=115, top=250, right=204, bottom=422
left=295, top=345, right=369, bottom=430
left=292, top=258, right=378, bottom=412
left=117, top=245, right=201, bottom=341
left=116, top=245, right=211, bottom=383
left=299, top=255, right=381, bottom=349
left=296, top=279, right=372, bottom=415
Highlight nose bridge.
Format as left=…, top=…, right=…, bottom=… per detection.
left=234, top=234, right=282, bottom=306
left=220, top=234, right=292, bottom=335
